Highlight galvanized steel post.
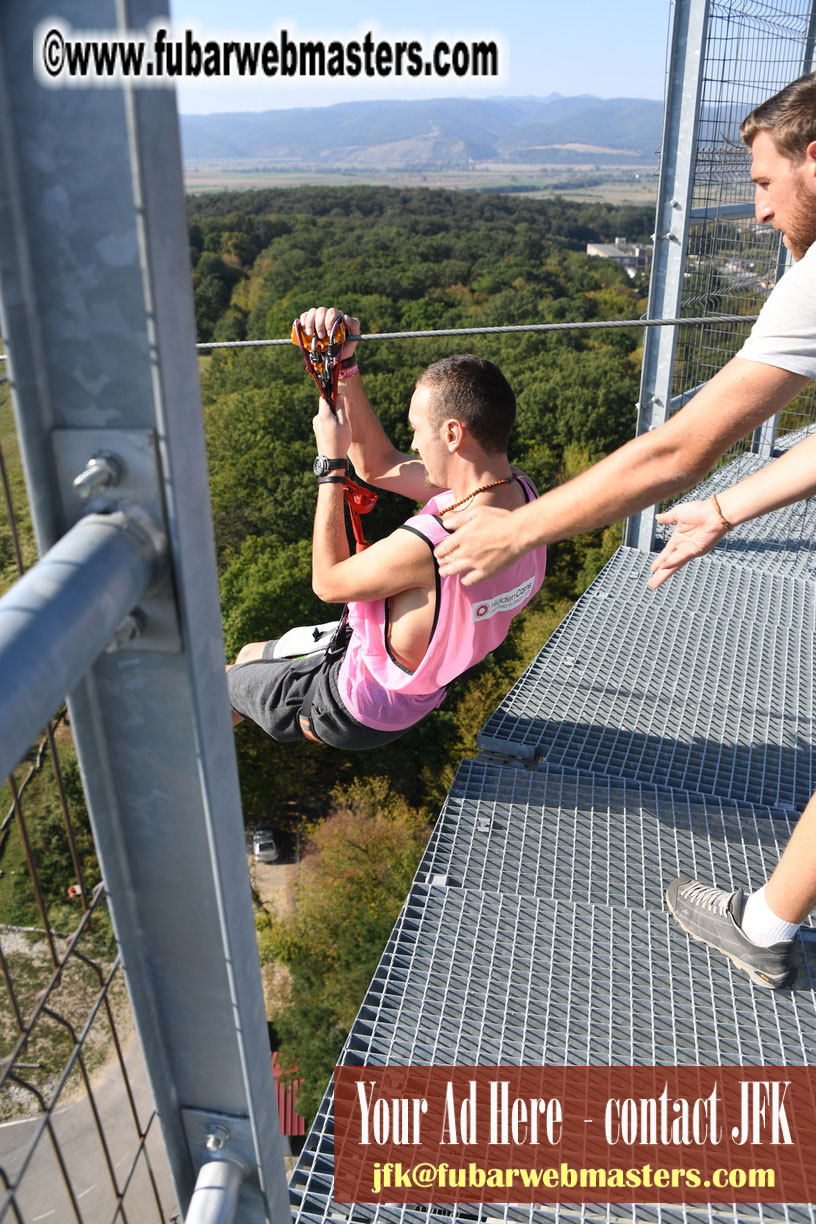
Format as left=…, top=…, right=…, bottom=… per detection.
left=626, top=0, right=710, bottom=552
left=0, top=3, right=290, bottom=1220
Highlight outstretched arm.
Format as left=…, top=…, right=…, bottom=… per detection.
left=434, top=357, right=809, bottom=584
left=648, top=430, right=816, bottom=588
left=298, top=305, right=443, bottom=503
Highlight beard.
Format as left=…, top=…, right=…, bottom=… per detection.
left=779, top=178, right=816, bottom=260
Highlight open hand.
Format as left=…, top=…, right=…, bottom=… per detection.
left=648, top=499, right=730, bottom=589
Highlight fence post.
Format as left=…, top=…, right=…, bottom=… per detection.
left=626, top=0, right=710, bottom=552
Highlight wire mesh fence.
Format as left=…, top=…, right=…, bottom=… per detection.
left=671, top=0, right=816, bottom=456
left=0, top=373, right=177, bottom=1222
left=653, top=0, right=816, bottom=570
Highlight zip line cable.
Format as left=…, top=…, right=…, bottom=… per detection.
left=0, top=315, right=758, bottom=362
left=194, top=314, right=758, bottom=351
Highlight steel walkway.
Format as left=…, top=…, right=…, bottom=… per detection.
left=290, top=457, right=816, bottom=1223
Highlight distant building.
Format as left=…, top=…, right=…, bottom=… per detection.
left=586, top=235, right=652, bottom=278
left=272, top=1051, right=307, bottom=1153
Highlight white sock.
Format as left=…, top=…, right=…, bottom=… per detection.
left=741, top=885, right=800, bottom=946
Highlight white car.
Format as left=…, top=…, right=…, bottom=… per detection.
left=252, top=826, right=279, bottom=863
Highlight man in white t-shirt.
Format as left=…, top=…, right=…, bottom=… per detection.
left=435, top=72, right=816, bottom=989
left=737, top=232, right=816, bottom=376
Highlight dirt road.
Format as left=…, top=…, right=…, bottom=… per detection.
left=249, top=858, right=298, bottom=918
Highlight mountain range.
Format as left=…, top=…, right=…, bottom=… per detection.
left=179, top=94, right=663, bottom=169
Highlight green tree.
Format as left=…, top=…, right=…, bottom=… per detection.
left=262, top=780, right=431, bottom=1120
left=220, top=537, right=327, bottom=661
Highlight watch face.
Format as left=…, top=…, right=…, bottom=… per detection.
left=313, top=455, right=329, bottom=476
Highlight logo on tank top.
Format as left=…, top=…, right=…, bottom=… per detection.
left=472, top=577, right=535, bottom=621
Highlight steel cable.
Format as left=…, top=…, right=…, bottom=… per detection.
left=195, top=314, right=758, bottom=351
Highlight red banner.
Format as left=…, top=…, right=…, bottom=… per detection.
left=334, top=1066, right=816, bottom=1203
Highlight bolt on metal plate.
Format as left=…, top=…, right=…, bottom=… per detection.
left=52, top=428, right=182, bottom=652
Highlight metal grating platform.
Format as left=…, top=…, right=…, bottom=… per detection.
left=292, top=1190, right=816, bottom=1224
left=773, top=424, right=816, bottom=454
left=583, top=548, right=815, bottom=631
left=292, top=428, right=816, bottom=1224
left=653, top=451, right=816, bottom=580
left=415, top=758, right=805, bottom=915
left=291, top=883, right=816, bottom=1224
left=478, top=550, right=816, bottom=810
left=347, top=888, right=816, bottom=1063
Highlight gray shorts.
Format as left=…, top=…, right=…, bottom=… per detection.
left=227, top=641, right=410, bottom=751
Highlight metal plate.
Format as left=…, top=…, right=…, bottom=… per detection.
left=51, top=427, right=182, bottom=651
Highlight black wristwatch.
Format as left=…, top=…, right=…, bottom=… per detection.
left=313, top=455, right=349, bottom=478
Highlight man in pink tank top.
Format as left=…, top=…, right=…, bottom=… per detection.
left=226, top=305, right=547, bottom=750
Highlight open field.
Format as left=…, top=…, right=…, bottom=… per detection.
left=184, top=160, right=658, bottom=206
left=0, top=926, right=130, bottom=1122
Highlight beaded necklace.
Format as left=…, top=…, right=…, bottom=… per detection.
left=444, top=476, right=513, bottom=515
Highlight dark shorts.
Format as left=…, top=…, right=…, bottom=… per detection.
left=227, top=641, right=411, bottom=751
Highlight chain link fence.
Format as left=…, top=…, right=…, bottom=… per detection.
left=0, top=372, right=177, bottom=1223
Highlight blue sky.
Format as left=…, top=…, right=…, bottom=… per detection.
left=168, top=0, right=672, bottom=114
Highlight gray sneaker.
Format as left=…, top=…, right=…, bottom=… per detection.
left=666, top=876, right=797, bottom=989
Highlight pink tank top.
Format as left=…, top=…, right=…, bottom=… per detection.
left=336, top=476, right=546, bottom=731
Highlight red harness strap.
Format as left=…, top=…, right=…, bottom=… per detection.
left=344, top=478, right=378, bottom=552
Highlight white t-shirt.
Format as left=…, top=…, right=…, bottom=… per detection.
left=738, top=241, right=816, bottom=379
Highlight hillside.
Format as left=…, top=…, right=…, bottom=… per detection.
left=180, top=94, right=663, bottom=169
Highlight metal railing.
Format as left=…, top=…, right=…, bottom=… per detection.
left=1, top=372, right=177, bottom=1219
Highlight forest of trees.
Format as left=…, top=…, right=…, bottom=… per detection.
left=189, top=185, right=652, bottom=1113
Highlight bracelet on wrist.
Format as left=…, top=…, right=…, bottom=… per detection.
left=340, top=353, right=358, bottom=368
left=710, top=492, right=734, bottom=531
left=338, top=363, right=359, bottom=379
left=317, top=475, right=347, bottom=485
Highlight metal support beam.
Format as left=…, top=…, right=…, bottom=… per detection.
left=0, top=4, right=290, bottom=1221
left=688, top=202, right=754, bottom=221
left=0, top=510, right=161, bottom=780
left=804, top=0, right=816, bottom=74
left=626, top=0, right=710, bottom=552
